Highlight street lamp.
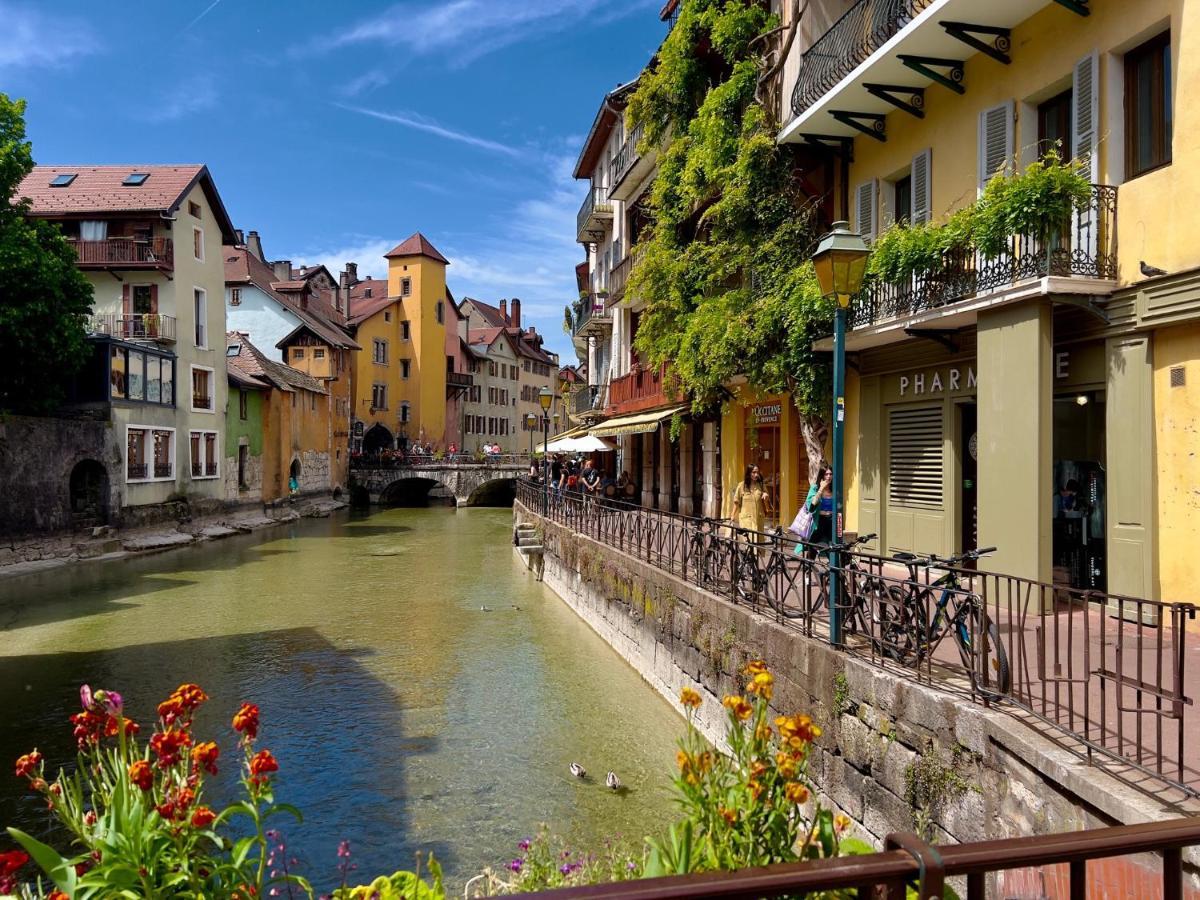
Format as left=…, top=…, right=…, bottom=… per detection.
left=811, top=220, right=869, bottom=648
left=525, top=412, right=538, bottom=457
left=539, top=386, right=554, bottom=515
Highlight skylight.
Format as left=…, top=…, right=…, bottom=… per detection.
left=123, top=172, right=150, bottom=186
left=49, top=174, right=77, bottom=187
left=226, top=344, right=241, bottom=358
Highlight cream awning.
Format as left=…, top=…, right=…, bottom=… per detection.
left=589, top=406, right=685, bottom=437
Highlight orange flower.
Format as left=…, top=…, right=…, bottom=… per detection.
left=172, top=683, right=208, bottom=712
left=749, top=759, right=768, bottom=779
left=718, top=806, right=738, bottom=826
left=249, top=749, right=278, bottom=779
left=675, top=749, right=690, bottom=772
left=232, top=703, right=260, bottom=741
left=679, top=687, right=702, bottom=710
left=14, top=749, right=41, bottom=779
left=48, top=892, right=68, bottom=900
left=775, top=713, right=821, bottom=745
left=156, top=800, right=176, bottom=820
left=191, top=806, right=216, bottom=828
left=177, top=787, right=195, bottom=810
left=128, top=760, right=154, bottom=791
left=157, top=696, right=185, bottom=725
left=722, top=695, right=753, bottom=721
left=191, top=741, right=220, bottom=776
left=746, top=671, right=774, bottom=700
left=775, top=753, right=798, bottom=780
left=835, top=814, right=852, bottom=833
left=743, top=660, right=768, bottom=678
left=784, top=781, right=810, bottom=804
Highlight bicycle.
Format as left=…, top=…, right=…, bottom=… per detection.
left=884, top=547, right=1012, bottom=696
left=685, top=516, right=728, bottom=590
left=791, top=533, right=889, bottom=638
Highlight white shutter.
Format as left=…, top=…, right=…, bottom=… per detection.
left=1072, top=51, right=1099, bottom=180
left=888, top=406, right=944, bottom=510
left=855, top=179, right=878, bottom=241
left=911, top=148, right=932, bottom=224
left=978, top=101, right=1014, bottom=191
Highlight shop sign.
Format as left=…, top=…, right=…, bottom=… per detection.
left=898, top=366, right=977, bottom=397
left=750, top=402, right=782, bottom=425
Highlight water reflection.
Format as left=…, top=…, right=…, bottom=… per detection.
left=0, top=508, right=682, bottom=889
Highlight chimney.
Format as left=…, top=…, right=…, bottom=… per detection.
left=345, top=262, right=358, bottom=284
left=233, top=228, right=245, bottom=245
left=272, top=260, right=291, bottom=282
left=246, top=230, right=265, bottom=261
left=510, top=297, right=521, bottom=328
left=499, top=298, right=508, bottom=324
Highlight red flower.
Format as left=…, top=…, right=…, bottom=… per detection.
left=191, top=741, right=220, bottom=776
left=232, top=703, right=259, bottom=740
left=149, top=729, right=193, bottom=768
left=177, top=787, right=195, bottom=810
left=14, top=749, right=42, bottom=779
left=155, top=801, right=176, bottom=820
left=172, top=683, right=208, bottom=712
left=0, top=849, right=29, bottom=893
left=157, top=695, right=185, bottom=725
left=84, top=809, right=97, bottom=826
left=248, top=749, right=278, bottom=785
left=69, top=710, right=108, bottom=749
left=190, top=805, right=216, bottom=828
left=50, top=891, right=70, bottom=900
left=128, top=760, right=154, bottom=791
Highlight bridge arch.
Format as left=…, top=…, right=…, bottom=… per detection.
left=378, top=476, right=456, bottom=507
left=464, top=476, right=517, bottom=507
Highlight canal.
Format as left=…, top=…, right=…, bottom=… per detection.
left=0, top=507, right=683, bottom=889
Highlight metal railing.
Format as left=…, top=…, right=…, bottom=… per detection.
left=516, top=481, right=1198, bottom=798
left=610, top=122, right=645, bottom=188
left=609, top=254, right=632, bottom=300
left=351, top=452, right=533, bottom=470
left=567, top=382, right=608, bottom=417
left=571, top=295, right=611, bottom=338
left=127, top=463, right=147, bottom=480
left=510, top=817, right=1200, bottom=899
left=88, top=314, right=177, bottom=343
left=68, top=237, right=173, bottom=269
left=791, top=0, right=934, bottom=117
left=576, top=186, right=613, bottom=238
left=851, top=184, right=1119, bottom=328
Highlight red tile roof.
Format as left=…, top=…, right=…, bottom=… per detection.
left=384, top=232, right=449, bottom=264
left=226, top=331, right=327, bottom=395
left=271, top=280, right=307, bottom=291
left=348, top=278, right=388, bottom=301
left=462, top=297, right=506, bottom=328
left=348, top=294, right=397, bottom=325
left=18, top=165, right=238, bottom=242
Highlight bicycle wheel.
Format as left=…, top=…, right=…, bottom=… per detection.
left=959, top=604, right=1011, bottom=697
left=871, top=583, right=924, bottom=664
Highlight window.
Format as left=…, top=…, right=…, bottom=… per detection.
left=310, top=393, right=317, bottom=411
left=364, top=288, right=373, bottom=298
left=401, top=321, right=410, bottom=340
left=1125, top=31, right=1172, bottom=178
left=193, top=288, right=207, bottom=347
left=239, top=390, right=248, bottom=420
left=189, top=430, right=219, bottom=478
left=123, top=172, right=149, bottom=186
left=436, top=301, right=444, bottom=324
left=313, top=348, right=325, bottom=359
left=893, top=175, right=912, bottom=225
left=1038, top=88, right=1073, bottom=160
left=126, top=428, right=147, bottom=480
left=373, top=339, right=388, bottom=364
left=489, top=361, right=497, bottom=377
left=384, top=311, right=391, bottom=322
left=191, top=366, right=213, bottom=411
left=188, top=200, right=202, bottom=218
left=81, top=220, right=107, bottom=241
left=293, top=348, right=305, bottom=360
left=524, top=360, right=531, bottom=372
left=401, top=359, right=411, bottom=379
left=854, top=180, right=877, bottom=241
left=400, top=402, right=411, bottom=423
left=978, top=100, right=1014, bottom=190
left=128, top=426, right=174, bottom=481
left=372, top=383, right=387, bottom=410
left=153, top=429, right=173, bottom=479
left=192, top=227, right=204, bottom=261
left=127, top=350, right=146, bottom=401
left=230, top=287, right=242, bottom=306
left=401, top=277, right=412, bottom=297
left=50, top=173, right=76, bottom=187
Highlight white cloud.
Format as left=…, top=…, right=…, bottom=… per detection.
left=335, top=104, right=520, bottom=158
left=289, top=237, right=396, bottom=282
left=0, top=2, right=97, bottom=70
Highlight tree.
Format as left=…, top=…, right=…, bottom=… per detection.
left=0, top=94, right=93, bottom=414
left=625, top=0, right=833, bottom=478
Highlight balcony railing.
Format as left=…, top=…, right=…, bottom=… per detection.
left=606, top=362, right=677, bottom=415
left=88, top=314, right=177, bottom=344
left=568, top=382, right=607, bottom=417
left=791, top=0, right=934, bottom=117
left=609, top=122, right=644, bottom=187
left=446, top=371, right=473, bottom=388
left=851, top=184, right=1118, bottom=329
left=192, top=393, right=212, bottom=411
left=127, top=463, right=147, bottom=480
left=576, top=186, right=614, bottom=240
left=572, top=294, right=611, bottom=340
left=153, top=462, right=172, bottom=479
left=609, top=254, right=632, bottom=300
left=68, top=237, right=173, bottom=270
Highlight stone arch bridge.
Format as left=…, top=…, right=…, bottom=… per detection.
left=349, top=459, right=529, bottom=506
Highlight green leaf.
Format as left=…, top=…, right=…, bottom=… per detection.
left=7, top=826, right=78, bottom=893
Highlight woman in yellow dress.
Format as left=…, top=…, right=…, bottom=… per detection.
left=731, top=464, right=771, bottom=535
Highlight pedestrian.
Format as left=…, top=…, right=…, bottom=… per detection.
left=581, top=458, right=601, bottom=509
left=802, top=464, right=835, bottom=549
left=731, top=464, right=771, bottom=536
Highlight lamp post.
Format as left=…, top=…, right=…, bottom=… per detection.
left=539, top=387, right=554, bottom=515
left=525, top=412, right=538, bottom=457
left=811, top=220, right=869, bottom=648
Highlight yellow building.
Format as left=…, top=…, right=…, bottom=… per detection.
left=346, top=233, right=449, bottom=452
left=772, top=0, right=1199, bottom=603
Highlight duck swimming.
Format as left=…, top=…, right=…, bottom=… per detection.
left=569, top=762, right=586, bottom=779
left=605, top=771, right=621, bottom=791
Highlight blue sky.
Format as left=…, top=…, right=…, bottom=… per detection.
left=3, top=0, right=667, bottom=360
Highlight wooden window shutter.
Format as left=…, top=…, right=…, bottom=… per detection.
left=855, top=179, right=878, bottom=241
left=1072, top=51, right=1099, bottom=180
left=122, top=284, right=131, bottom=316
left=149, top=284, right=158, bottom=313
left=888, top=405, right=944, bottom=510
left=911, top=148, right=932, bottom=224
left=978, top=101, right=1014, bottom=191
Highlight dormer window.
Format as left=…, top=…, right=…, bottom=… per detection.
left=123, top=172, right=149, bottom=186
left=364, top=288, right=373, bottom=298
left=50, top=173, right=77, bottom=187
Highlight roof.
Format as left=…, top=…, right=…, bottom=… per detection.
left=271, top=280, right=307, bottom=291
left=225, top=247, right=360, bottom=350
left=348, top=277, right=388, bottom=301
left=348, top=294, right=398, bottom=325
left=19, top=165, right=238, bottom=244
left=572, top=80, right=638, bottom=180
left=384, top=232, right=449, bottom=264
left=226, top=331, right=327, bottom=395
left=461, top=297, right=506, bottom=328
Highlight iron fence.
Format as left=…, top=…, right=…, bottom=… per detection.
left=851, top=184, right=1118, bottom=328
left=352, top=452, right=532, bottom=470
left=516, top=481, right=1198, bottom=798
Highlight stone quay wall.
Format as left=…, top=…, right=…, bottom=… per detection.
left=513, top=501, right=1200, bottom=896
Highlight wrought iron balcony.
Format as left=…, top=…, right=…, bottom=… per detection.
left=88, top=314, right=177, bottom=344
left=568, top=382, right=608, bottom=417
left=791, top=0, right=933, bottom=117
left=575, top=186, right=614, bottom=242
left=850, top=184, right=1118, bottom=329
left=571, top=294, right=612, bottom=346
left=609, top=254, right=632, bottom=301
left=68, top=237, right=174, bottom=271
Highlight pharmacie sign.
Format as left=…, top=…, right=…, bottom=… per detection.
left=750, top=402, right=782, bottom=425
left=898, top=366, right=977, bottom=397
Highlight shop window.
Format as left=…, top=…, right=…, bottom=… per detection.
left=1125, top=31, right=1172, bottom=178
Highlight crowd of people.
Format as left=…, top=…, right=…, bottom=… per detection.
left=529, top=454, right=639, bottom=506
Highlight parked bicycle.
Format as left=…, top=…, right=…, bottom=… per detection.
left=793, top=533, right=884, bottom=635
left=883, top=547, right=1012, bottom=696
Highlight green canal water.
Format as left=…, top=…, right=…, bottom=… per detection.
left=0, top=508, right=683, bottom=889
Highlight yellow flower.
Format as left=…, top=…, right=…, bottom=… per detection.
left=722, top=695, right=753, bottom=721
left=718, top=806, right=738, bottom=826
left=679, top=687, right=702, bottom=710
left=775, top=754, right=797, bottom=780
left=784, top=781, right=810, bottom=804
left=743, top=660, right=769, bottom=678
left=749, top=759, right=768, bottom=779
left=755, top=722, right=772, bottom=742
left=746, top=671, right=774, bottom=700
left=676, top=749, right=690, bottom=771
left=835, top=814, right=852, bottom=833
left=696, top=751, right=714, bottom=773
